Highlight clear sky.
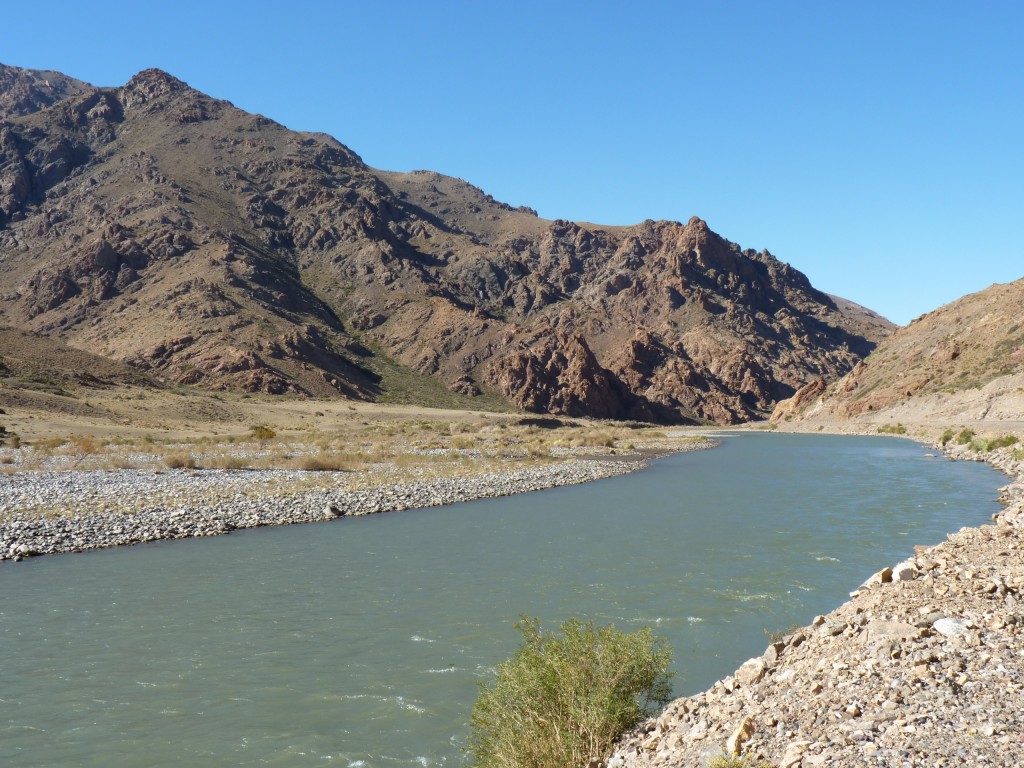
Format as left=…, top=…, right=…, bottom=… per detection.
left=3, top=1, right=1021, bottom=325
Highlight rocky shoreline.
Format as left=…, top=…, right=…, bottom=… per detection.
left=609, top=436, right=1024, bottom=768
left=0, top=440, right=713, bottom=562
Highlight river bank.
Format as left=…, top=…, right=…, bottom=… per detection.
left=609, top=429, right=1024, bottom=768
left=0, top=431, right=715, bottom=562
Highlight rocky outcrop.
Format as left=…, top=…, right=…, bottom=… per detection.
left=0, top=64, right=894, bottom=423
left=488, top=331, right=627, bottom=419
left=770, top=378, right=827, bottom=422
left=0, top=63, right=91, bottom=119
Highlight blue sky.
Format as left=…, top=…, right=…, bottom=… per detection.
left=3, top=1, right=1021, bottom=325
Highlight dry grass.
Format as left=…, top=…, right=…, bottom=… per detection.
left=205, top=455, right=252, bottom=470
left=0, top=405, right=692, bottom=481
left=163, top=452, right=198, bottom=469
left=293, top=452, right=363, bottom=472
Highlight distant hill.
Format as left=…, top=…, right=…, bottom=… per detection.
left=773, top=279, right=1024, bottom=425
left=0, top=63, right=892, bottom=423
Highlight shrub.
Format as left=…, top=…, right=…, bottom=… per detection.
left=468, top=616, right=673, bottom=768
left=939, top=428, right=955, bottom=445
left=877, top=423, right=907, bottom=435
left=66, top=434, right=101, bottom=458
left=250, top=425, right=277, bottom=441
left=969, top=434, right=1019, bottom=453
left=956, top=428, right=975, bottom=445
left=989, top=434, right=1019, bottom=449
left=206, top=455, right=251, bottom=470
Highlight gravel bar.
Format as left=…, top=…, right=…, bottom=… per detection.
left=1, top=443, right=713, bottom=561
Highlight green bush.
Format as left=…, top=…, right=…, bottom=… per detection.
left=468, top=616, right=673, bottom=768
left=969, top=434, right=1019, bottom=452
left=956, top=428, right=975, bottom=445
left=877, top=423, right=907, bottom=435
left=939, top=428, right=955, bottom=445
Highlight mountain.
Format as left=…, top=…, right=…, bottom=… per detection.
left=0, top=65, right=91, bottom=118
left=0, top=64, right=892, bottom=423
left=772, top=279, right=1024, bottom=424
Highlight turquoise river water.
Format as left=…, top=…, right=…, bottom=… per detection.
left=0, top=433, right=1007, bottom=767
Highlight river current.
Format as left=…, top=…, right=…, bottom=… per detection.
left=0, top=433, right=1006, bottom=767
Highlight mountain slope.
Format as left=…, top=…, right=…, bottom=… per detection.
left=773, top=279, right=1024, bottom=424
left=0, top=64, right=91, bottom=118
left=0, top=65, right=892, bottom=423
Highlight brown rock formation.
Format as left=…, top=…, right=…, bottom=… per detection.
left=0, top=64, right=894, bottom=423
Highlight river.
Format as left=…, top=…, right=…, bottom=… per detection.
left=0, top=433, right=1006, bottom=767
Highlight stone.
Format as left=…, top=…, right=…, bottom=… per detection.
left=725, top=716, right=755, bottom=755
left=764, top=641, right=786, bottom=662
left=933, top=617, right=970, bottom=637
left=779, top=740, right=812, bottom=768
left=893, top=560, right=917, bottom=581
left=736, top=657, right=768, bottom=686
left=863, top=619, right=919, bottom=643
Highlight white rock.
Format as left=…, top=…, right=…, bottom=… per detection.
left=932, top=617, right=970, bottom=637
left=893, top=560, right=918, bottom=581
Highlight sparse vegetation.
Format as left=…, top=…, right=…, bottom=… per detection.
left=764, top=623, right=803, bottom=644
left=468, top=616, right=673, bottom=768
left=940, top=428, right=956, bottom=445
left=877, top=423, right=907, bottom=435
left=708, top=755, right=771, bottom=768
left=294, top=453, right=362, bottom=472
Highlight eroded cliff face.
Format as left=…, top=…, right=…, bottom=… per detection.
left=0, top=64, right=892, bottom=422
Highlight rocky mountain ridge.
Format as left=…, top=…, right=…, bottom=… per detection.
left=773, top=279, right=1024, bottom=426
left=0, top=63, right=892, bottom=423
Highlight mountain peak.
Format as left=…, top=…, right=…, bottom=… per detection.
left=120, top=68, right=192, bottom=107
